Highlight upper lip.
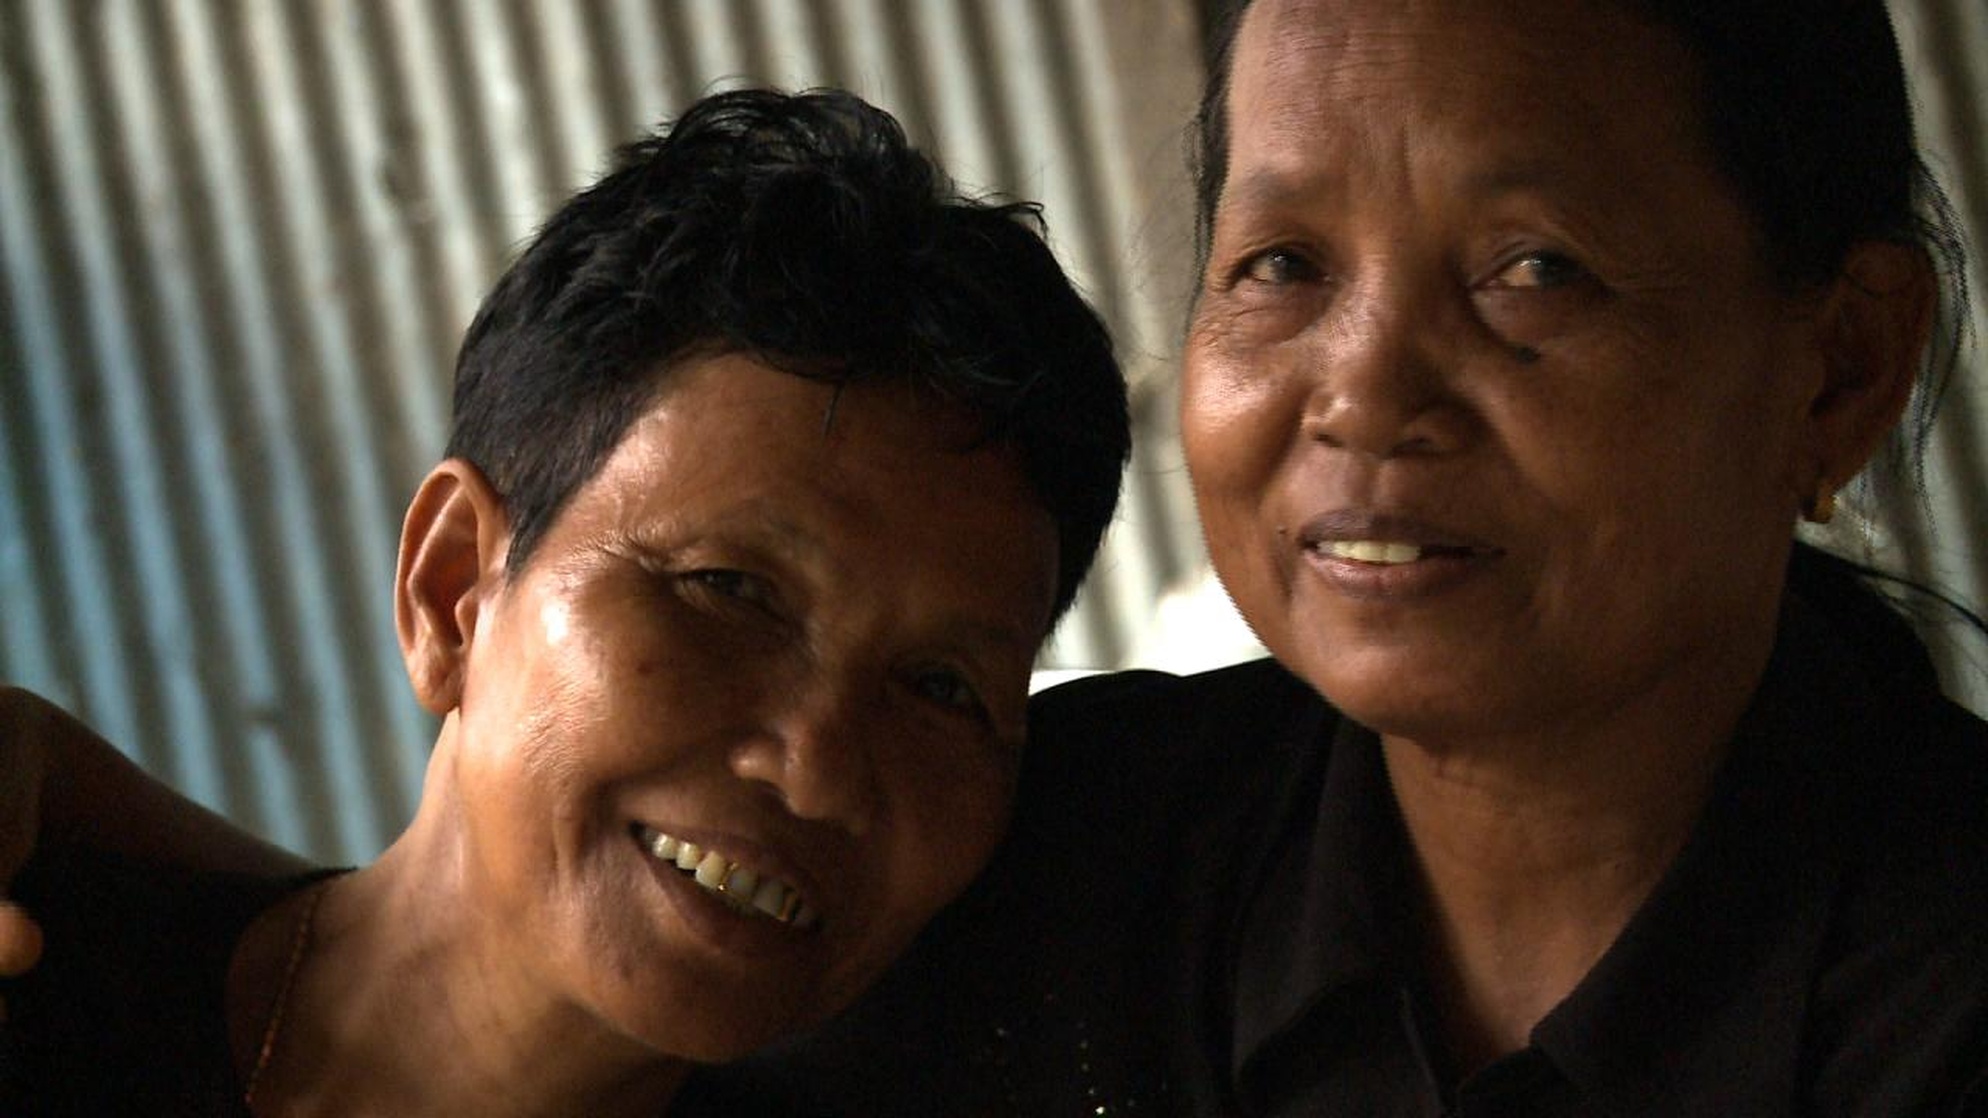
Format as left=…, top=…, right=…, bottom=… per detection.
left=1297, top=509, right=1497, bottom=553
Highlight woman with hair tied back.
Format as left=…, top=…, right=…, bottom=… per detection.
left=685, top=1, right=1988, bottom=1113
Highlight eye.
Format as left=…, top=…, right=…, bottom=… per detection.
left=1472, top=247, right=1607, bottom=351
left=908, top=665, right=990, bottom=723
left=1486, top=250, right=1590, bottom=290
left=1237, top=246, right=1323, bottom=287
left=681, top=568, right=777, bottom=612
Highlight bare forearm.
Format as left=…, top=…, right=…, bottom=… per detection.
left=2, top=685, right=311, bottom=878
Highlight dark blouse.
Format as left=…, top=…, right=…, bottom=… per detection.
left=683, top=594, right=1988, bottom=1115
left=0, top=847, right=331, bottom=1117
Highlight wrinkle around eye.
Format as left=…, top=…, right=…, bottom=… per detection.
left=1195, top=281, right=1330, bottom=355
left=1471, top=281, right=1604, bottom=351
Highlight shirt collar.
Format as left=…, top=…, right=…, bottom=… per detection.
left=1228, top=595, right=1878, bottom=1109
left=1230, top=711, right=1416, bottom=1084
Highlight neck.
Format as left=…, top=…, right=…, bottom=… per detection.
left=230, top=824, right=690, bottom=1116
left=1380, top=624, right=1774, bottom=1074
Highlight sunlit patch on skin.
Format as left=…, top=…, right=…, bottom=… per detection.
left=540, top=600, right=571, bottom=646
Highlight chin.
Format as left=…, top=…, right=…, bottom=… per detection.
left=577, top=962, right=815, bottom=1065
left=621, top=996, right=808, bottom=1066
left=1285, top=636, right=1512, bottom=738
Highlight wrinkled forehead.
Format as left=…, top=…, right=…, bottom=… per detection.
left=1240, top=0, right=1691, bottom=109
left=1222, top=0, right=1713, bottom=197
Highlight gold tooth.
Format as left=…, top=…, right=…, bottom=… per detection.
left=717, top=862, right=737, bottom=893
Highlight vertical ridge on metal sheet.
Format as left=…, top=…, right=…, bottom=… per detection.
left=229, top=1, right=402, bottom=855
left=0, top=1, right=92, bottom=709
left=1878, top=0, right=1988, bottom=712
left=18, top=0, right=179, bottom=768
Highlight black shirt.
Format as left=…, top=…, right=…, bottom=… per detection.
left=685, top=592, right=1988, bottom=1115
left=0, top=847, right=332, bottom=1117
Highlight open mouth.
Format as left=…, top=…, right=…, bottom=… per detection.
left=633, top=824, right=819, bottom=930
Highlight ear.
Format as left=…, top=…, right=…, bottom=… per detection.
left=395, top=459, right=511, bottom=714
left=1799, top=240, right=1935, bottom=499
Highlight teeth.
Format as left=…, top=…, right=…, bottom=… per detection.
left=693, top=851, right=728, bottom=889
left=674, top=842, right=703, bottom=871
left=751, top=879, right=789, bottom=919
left=1326, top=540, right=1424, bottom=564
left=639, top=827, right=815, bottom=929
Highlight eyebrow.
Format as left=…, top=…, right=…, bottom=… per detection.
left=632, top=504, right=1044, bottom=655
left=945, top=616, right=1040, bottom=661
left=622, top=501, right=835, bottom=572
left=1222, top=152, right=1582, bottom=214
left=1220, top=165, right=1331, bottom=217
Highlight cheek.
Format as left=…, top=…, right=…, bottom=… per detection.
left=1182, top=343, right=1298, bottom=521
left=456, top=604, right=652, bottom=867
left=883, top=751, right=1011, bottom=910
left=817, top=756, right=1009, bottom=1013
left=1182, top=343, right=1305, bottom=619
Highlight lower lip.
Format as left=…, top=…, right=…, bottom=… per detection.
left=1302, top=547, right=1496, bottom=601
left=633, top=836, right=823, bottom=961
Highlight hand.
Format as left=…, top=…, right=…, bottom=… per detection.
left=0, top=902, right=41, bottom=981
left=0, top=687, right=54, bottom=1007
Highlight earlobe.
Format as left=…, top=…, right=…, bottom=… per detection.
left=395, top=459, right=510, bottom=714
left=1801, top=240, right=1935, bottom=505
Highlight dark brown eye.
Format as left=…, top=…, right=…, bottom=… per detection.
left=683, top=569, right=775, bottom=611
left=1488, top=251, right=1589, bottom=290
left=1472, top=249, right=1606, bottom=350
left=1240, top=247, right=1322, bottom=286
left=910, top=666, right=990, bottom=723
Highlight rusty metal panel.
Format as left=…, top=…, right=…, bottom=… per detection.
left=0, top=0, right=1204, bottom=862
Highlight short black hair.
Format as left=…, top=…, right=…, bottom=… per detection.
left=447, top=88, right=1129, bottom=621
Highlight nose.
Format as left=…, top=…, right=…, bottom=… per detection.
left=728, top=672, right=879, bottom=836
left=1301, top=271, right=1472, bottom=459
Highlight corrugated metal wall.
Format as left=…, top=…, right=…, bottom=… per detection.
left=1877, top=0, right=1988, bottom=714
left=2, top=1, right=1984, bottom=863
left=0, top=0, right=1205, bottom=862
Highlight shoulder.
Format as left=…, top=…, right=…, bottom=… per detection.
left=1029, top=657, right=1318, bottom=731
left=1025, top=659, right=1324, bottom=795
left=1805, top=692, right=1988, bottom=1112
left=2, top=847, right=317, bottom=1116
left=682, top=662, right=1336, bottom=1116
left=1011, top=660, right=1329, bottom=878
left=1828, top=686, right=1988, bottom=922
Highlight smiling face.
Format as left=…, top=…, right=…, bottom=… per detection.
left=1183, top=0, right=1840, bottom=744
left=405, top=353, right=1058, bottom=1062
